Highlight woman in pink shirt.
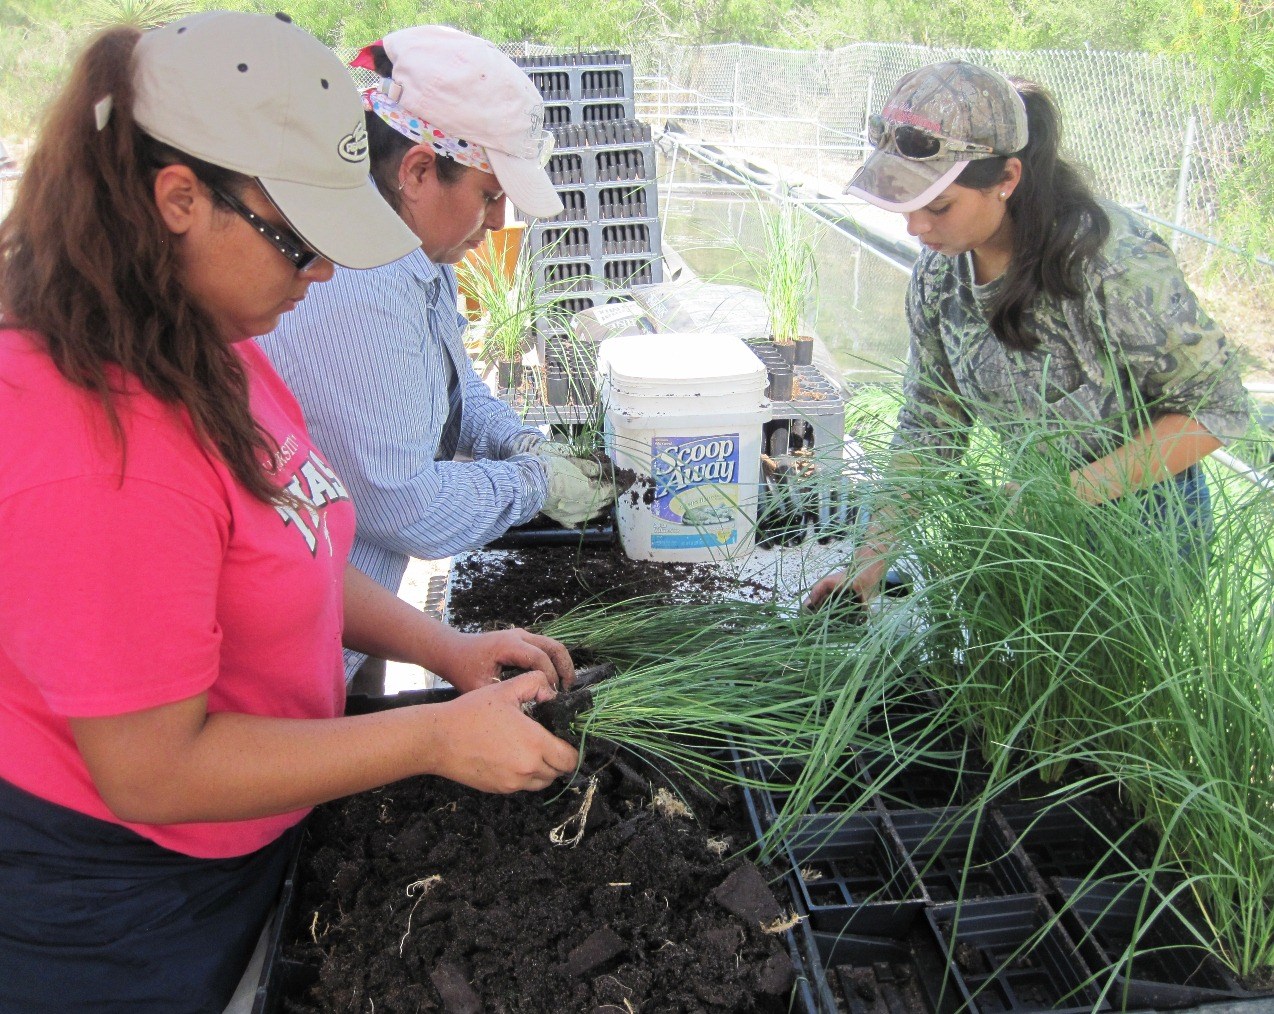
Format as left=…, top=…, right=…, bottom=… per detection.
left=0, top=13, right=577, bottom=1012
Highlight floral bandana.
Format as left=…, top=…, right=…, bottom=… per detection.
left=361, top=84, right=492, bottom=174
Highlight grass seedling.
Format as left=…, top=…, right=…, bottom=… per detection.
left=852, top=405, right=1274, bottom=980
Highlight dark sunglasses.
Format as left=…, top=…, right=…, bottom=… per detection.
left=867, top=113, right=999, bottom=161
left=208, top=183, right=323, bottom=271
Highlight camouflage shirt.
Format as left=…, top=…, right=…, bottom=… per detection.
left=894, top=203, right=1249, bottom=465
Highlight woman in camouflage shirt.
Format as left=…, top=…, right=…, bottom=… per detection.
left=807, top=60, right=1248, bottom=608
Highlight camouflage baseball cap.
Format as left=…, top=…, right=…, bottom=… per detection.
left=845, top=61, right=1027, bottom=213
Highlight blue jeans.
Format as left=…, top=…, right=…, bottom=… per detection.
left=1122, top=462, right=1213, bottom=561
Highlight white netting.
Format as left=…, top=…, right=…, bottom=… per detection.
left=632, top=42, right=1254, bottom=236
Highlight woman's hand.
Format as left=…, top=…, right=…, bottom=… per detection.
left=804, top=568, right=849, bottom=610
left=432, top=627, right=575, bottom=693
left=71, top=670, right=582, bottom=823
left=805, top=541, right=892, bottom=611
left=420, top=672, right=580, bottom=793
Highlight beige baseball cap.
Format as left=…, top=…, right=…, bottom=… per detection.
left=132, top=11, right=419, bottom=269
left=846, top=61, right=1028, bottom=213
left=379, top=26, right=564, bottom=219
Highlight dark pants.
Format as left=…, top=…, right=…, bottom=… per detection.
left=0, top=778, right=295, bottom=1013
left=1139, top=461, right=1212, bottom=540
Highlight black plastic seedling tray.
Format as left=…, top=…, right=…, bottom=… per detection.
left=999, top=798, right=1151, bottom=884
left=889, top=808, right=1039, bottom=905
left=724, top=744, right=1274, bottom=1013
left=1054, top=876, right=1251, bottom=1010
left=785, top=812, right=927, bottom=935
left=857, top=739, right=990, bottom=811
left=928, top=894, right=1108, bottom=1013
left=741, top=754, right=874, bottom=829
left=808, top=913, right=964, bottom=1014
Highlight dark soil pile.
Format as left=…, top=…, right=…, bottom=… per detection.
left=280, top=747, right=800, bottom=1013
left=446, top=543, right=769, bottom=632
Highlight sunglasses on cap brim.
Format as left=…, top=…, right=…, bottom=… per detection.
left=867, top=114, right=1000, bottom=162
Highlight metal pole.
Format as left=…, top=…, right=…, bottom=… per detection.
left=1171, top=112, right=1197, bottom=254
left=732, top=57, right=741, bottom=145
left=661, top=139, right=679, bottom=236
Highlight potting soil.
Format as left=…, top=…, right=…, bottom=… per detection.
left=274, top=542, right=801, bottom=1012
left=279, top=750, right=800, bottom=1012
left=445, top=541, right=771, bottom=632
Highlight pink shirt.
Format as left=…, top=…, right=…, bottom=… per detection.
left=0, top=332, right=353, bottom=859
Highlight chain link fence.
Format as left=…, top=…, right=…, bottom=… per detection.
left=359, top=41, right=1272, bottom=386
left=625, top=41, right=1272, bottom=383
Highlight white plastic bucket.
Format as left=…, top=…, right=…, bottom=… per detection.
left=599, top=333, right=768, bottom=563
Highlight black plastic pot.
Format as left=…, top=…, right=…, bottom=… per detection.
left=1054, top=875, right=1248, bottom=1009
left=546, top=366, right=571, bottom=405
left=784, top=813, right=927, bottom=935
left=566, top=367, right=595, bottom=404
left=543, top=333, right=571, bottom=373
left=776, top=340, right=798, bottom=365
left=793, top=336, right=814, bottom=366
left=768, top=363, right=794, bottom=401
left=497, top=359, right=524, bottom=391
left=928, top=895, right=1108, bottom=1013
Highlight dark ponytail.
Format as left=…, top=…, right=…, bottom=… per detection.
left=957, top=78, right=1109, bottom=350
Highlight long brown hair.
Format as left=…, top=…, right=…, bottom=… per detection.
left=0, top=25, right=284, bottom=504
left=957, top=78, right=1110, bottom=351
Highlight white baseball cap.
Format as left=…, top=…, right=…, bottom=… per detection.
left=378, top=26, right=564, bottom=219
left=132, top=11, right=419, bottom=269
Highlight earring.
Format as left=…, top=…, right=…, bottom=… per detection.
left=999, top=191, right=1007, bottom=200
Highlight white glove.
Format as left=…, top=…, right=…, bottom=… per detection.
left=509, top=431, right=547, bottom=456
left=509, top=434, right=579, bottom=459
left=539, top=452, right=617, bottom=528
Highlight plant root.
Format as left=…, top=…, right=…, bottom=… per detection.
left=650, top=787, right=693, bottom=820
left=398, top=875, right=443, bottom=956
left=528, top=686, right=595, bottom=744
left=762, top=911, right=804, bottom=934
left=550, top=774, right=599, bottom=847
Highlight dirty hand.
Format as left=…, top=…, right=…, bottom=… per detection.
left=539, top=452, right=617, bottom=528
left=803, top=550, right=888, bottom=611
left=425, top=672, right=579, bottom=793
left=804, top=568, right=849, bottom=610
left=434, top=628, right=575, bottom=692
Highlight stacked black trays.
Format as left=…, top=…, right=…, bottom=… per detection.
left=506, top=52, right=662, bottom=427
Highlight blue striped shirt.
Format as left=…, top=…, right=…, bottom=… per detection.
left=258, top=250, right=546, bottom=674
